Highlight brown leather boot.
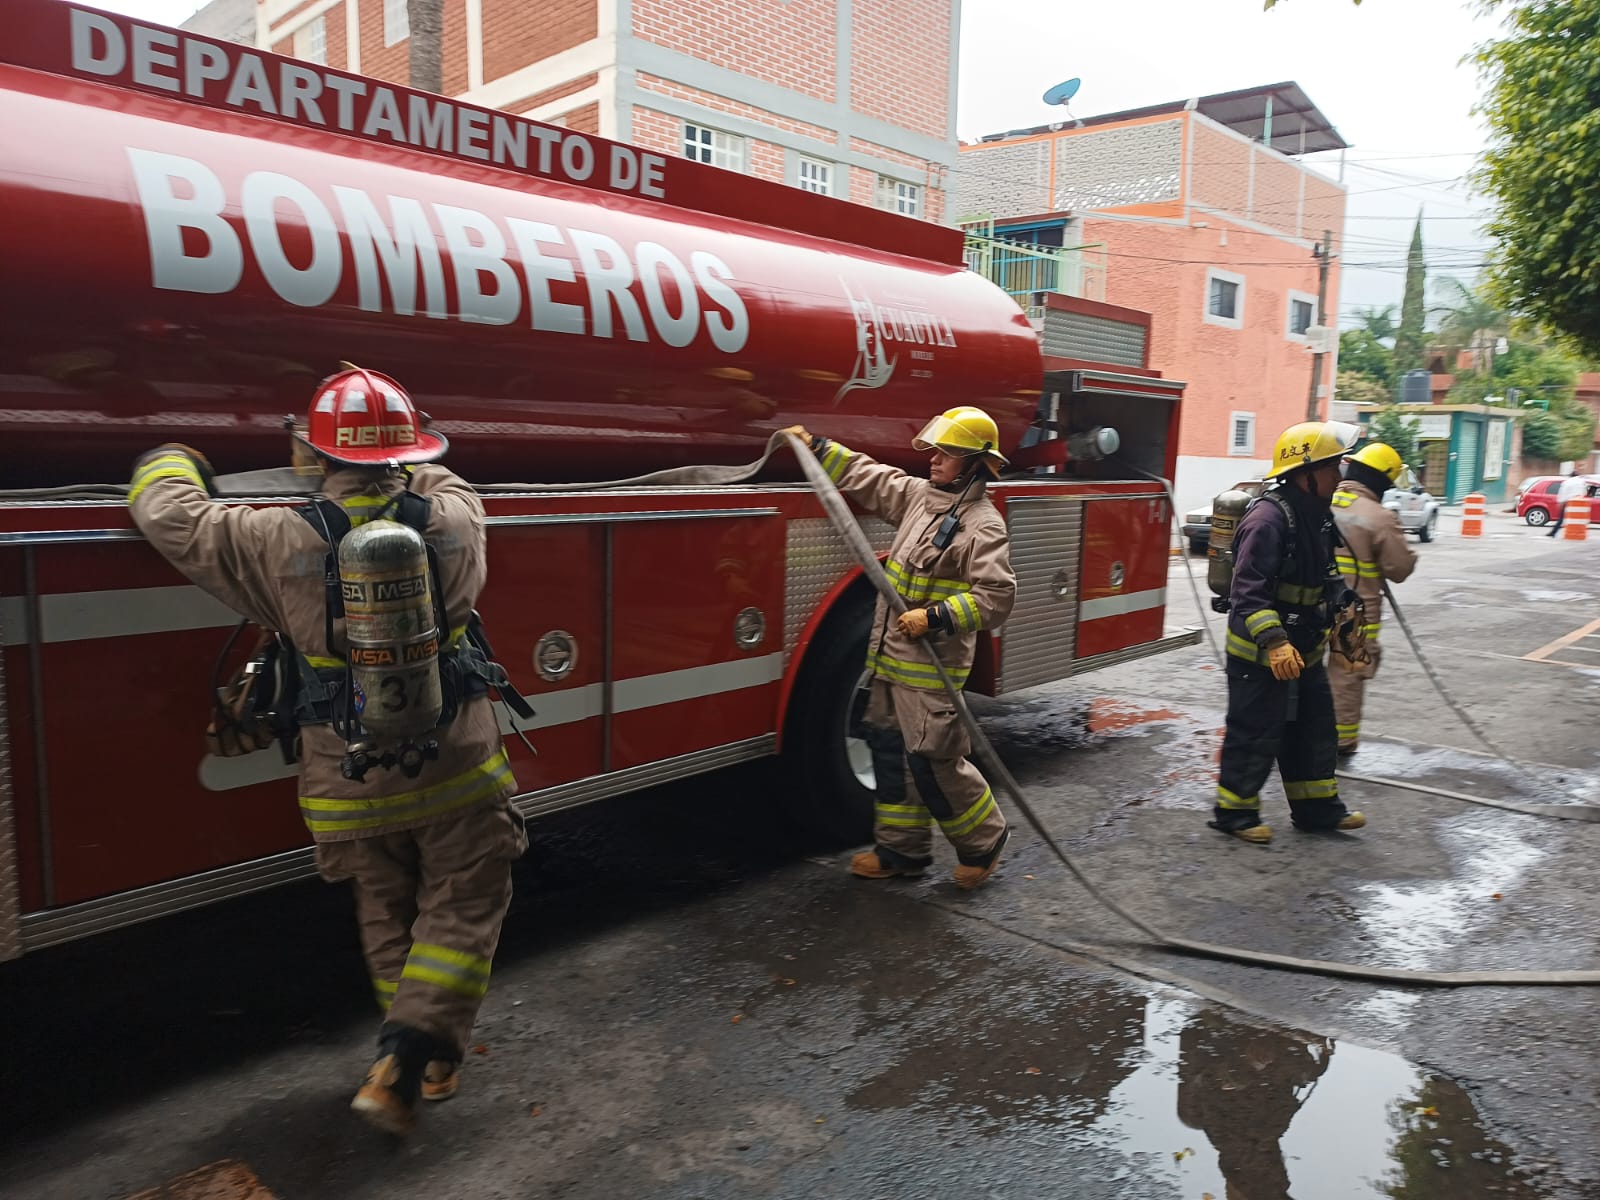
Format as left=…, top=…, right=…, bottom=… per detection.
left=953, top=827, right=1010, bottom=891
left=849, top=851, right=926, bottom=879
left=421, top=1060, right=460, bottom=1102
left=351, top=1054, right=418, bottom=1135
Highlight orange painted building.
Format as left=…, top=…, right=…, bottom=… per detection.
left=192, top=0, right=956, bottom=222
left=956, top=84, right=1350, bottom=512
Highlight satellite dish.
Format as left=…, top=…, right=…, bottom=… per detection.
left=1043, top=77, right=1081, bottom=106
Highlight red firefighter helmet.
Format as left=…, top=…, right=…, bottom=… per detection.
left=297, top=365, right=448, bottom=467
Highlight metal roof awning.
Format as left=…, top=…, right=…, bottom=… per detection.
left=976, top=81, right=1347, bottom=157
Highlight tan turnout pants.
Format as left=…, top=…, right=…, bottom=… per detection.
left=862, top=678, right=1007, bottom=868
left=315, top=800, right=529, bottom=1057
left=1327, top=643, right=1382, bottom=749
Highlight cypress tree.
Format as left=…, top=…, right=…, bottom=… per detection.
left=1391, top=212, right=1427, bottom=387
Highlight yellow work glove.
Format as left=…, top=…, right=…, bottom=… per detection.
left=778, top=424, right=813, bottom=447
left=1266, top=642, right=1304, bottom=682
left=896, top=608, right=931, bottom=639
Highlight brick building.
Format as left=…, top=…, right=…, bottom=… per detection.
left=201, top=0, right=956, bottom=222
left=955, top=84, right=1350, bottom=512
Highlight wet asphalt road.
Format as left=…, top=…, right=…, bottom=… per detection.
left=2, top=507, right=1598, bottom=1200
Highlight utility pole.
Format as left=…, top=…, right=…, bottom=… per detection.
left=1306, top=228, right=1334, bottom=421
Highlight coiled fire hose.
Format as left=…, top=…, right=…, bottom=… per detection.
left=789, top=433, right=1600, bottom=986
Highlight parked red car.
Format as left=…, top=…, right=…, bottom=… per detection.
left=1518, top=475, right=1600, bottom=525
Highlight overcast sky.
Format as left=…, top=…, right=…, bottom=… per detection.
left=91, top=0, right=1502, bottom=323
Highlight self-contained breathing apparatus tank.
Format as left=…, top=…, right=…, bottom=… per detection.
left=1206, top=488, right=1255, bottom=614
left=338, top=517, right=444, bottom=780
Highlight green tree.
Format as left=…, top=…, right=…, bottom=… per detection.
left=1368, top=405, right=1421, bottom=470
left=1476, top=0, right=1600, bottom=358
left=1337, top=370, right=1391, bottom=409
left=1430, top=278, right=1511, bottom=374
left=1392, top=215, right=1428, bottom=384
left=1339, top=330, right=1394, bottom=383
left=1352, top=303, right=1398, bottom=342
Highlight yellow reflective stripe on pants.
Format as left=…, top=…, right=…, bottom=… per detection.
left=402, top=941, right=492, bottom=999
left=128, top=454, right=203, bottom=503
left=876, top=801, right=932, bottom=828
left=1216, top=785, right=1259, bottom=810
left=939, top=787, right=996, bottom=838
left=948, top=592, right=981, bottom=633
left=819, top=442, right=852, bottom=483
left=866, top=651, right=971, bottom=690
left=299, top=748, right=513, bottom=833
left=374, top=977, right=398, bottom=1011
left=1335, top=722, right=1360, bottom=739
left=1284, top=778, right=1339, bottom=800
left=1244, top=609, right=1282, bottom=637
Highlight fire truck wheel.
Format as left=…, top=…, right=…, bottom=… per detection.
left=781, top=585, right=876, bottom=846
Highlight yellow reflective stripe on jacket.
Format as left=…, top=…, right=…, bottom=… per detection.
left=1330, top=492, right=1355, bottom=509
left=866, top=650, right=971, bottom=690
left=128, top=453, right=203, bottom=504
left=373, top=977, right=398, bottom=1011
left=1275, top=581, right=1324, bottom=605
left=1216, top=785, right=1259, bottom=810
left=1226, top=631, right=1267, bottom=663
left=939, top=787, right=996, bottom=838
left=947, top=592, right=982, bottom=633
left=883, top=558, right=973, bottom=605
left=819, top=441, right=852, bottom=483
left=401, top=941, right=492, bottom=999
left=1335, top=722, right=1360, bottom=739
left=1243, top=609, right=1282, bottom=637
left=298, top=748, right=512, bottom=833
left=1363, top=623, right=1380, bottom=639
left=875, top=801, right=932, bottom=828
left=1284, top=777, right=1339, bottom=801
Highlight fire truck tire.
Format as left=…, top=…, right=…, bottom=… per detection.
left=781, top=584, right=876, bottom=845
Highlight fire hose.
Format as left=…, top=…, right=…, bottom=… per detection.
left=789, top=433, right=1600, bottom=986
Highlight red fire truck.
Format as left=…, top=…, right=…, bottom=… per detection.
left=0, top=0, right=1194, bottom=961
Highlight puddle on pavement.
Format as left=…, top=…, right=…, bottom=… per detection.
left=848, top=987, right=1549, bottom=1198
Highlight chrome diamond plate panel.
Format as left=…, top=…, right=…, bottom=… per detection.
left=997, top=497, right=1084, bottom=694
left=784, top=516, right=894, bottom=653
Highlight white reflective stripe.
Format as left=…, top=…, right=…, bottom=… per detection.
left=614, top=652, right=783, bottom=712
left=1, top=586, right=241, bottom=646
left=1079, top=588, right=1167, bottom=621
left=200, top=654, right=784, bottom=791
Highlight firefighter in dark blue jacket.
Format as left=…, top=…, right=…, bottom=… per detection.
left=1211, top=420, right=1368, bottom=844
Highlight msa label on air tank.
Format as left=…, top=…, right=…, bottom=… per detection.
left=124, top=148, right=751, bottom=352
left=342, top=575, right=430, bottom=604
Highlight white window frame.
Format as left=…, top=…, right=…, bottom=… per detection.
left=876, top=175, right=922, bottom=218
left=1205, top=267, right=1245, bottom=330
left=295, top=14, right=327, bottom=65
left=1286, top=289, right=1317, bottom=342
left=384, top=0, right=409, bottom=47
left=1229, top=411, right=1256, bottom=457
left=796, top=155, right=834, bottom=196
left=683, top=123, right=747, bottom=172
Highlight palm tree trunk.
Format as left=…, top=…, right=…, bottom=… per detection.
left=408, top=0, right=443, bottom=94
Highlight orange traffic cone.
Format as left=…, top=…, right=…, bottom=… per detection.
left=1461, top=493, right=1485, bottom=538
left=1563, top=495, right=1590, bottom=541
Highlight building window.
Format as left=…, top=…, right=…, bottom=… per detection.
left=1205, top=268, right=1245, bottom=329
left=1229, top=412, right=1256, bottom=457
left=295, top=15, right=326, bottom=65
left=876, top=176, right=922, bottom=218
left=384, top=0, right=409, bottom=46
left=1286, top=289, right=1317, bottom=340
left=683, top=124, right=746, bottom=172
left=797, top=156, right=833, bottom=196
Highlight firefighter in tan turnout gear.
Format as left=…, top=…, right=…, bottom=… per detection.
left=783, top=407, right=1015, bottom=889
left=1327, top=442, right=1417, bottom=754
left=128, top=366, right=527, bottom=1138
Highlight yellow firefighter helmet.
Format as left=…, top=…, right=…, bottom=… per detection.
left=1266, top=420, right=1362, bottom=479
left=912, top=406, right=1008, bottom=468
left=1347, top=441, right=1404, bottom=482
